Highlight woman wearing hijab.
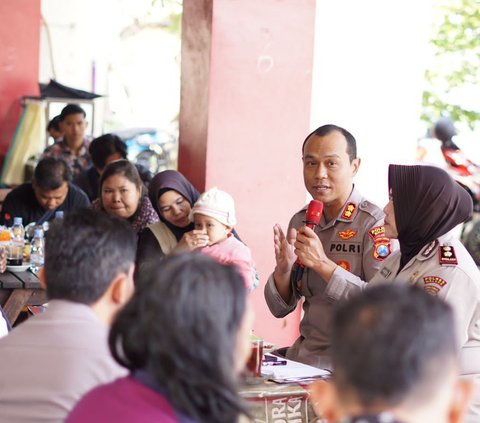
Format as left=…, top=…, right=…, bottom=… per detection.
left=136, top=170, right=206, bottom=270
left=291, top=164, right=480, bottom=423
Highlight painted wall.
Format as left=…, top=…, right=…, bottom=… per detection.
left=0, top=0, right=40, bottom=163
left=180, top=0, right=316, bottom=346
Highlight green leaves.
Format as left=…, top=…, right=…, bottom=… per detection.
left=422, top=0, right=480, bottom=129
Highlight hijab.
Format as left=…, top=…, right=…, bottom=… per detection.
left=148, top=170, right=200, bottom=241
left=388, top=164, right=473, bottom=270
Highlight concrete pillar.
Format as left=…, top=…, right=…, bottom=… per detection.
left=0, top=0, right=40, bottom=162
left=179, top=0, right=316, bottom=345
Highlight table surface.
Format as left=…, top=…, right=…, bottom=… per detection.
left=0, top=268, right=46, bottom=325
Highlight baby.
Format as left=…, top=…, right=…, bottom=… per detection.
left=189, top=187, right=257, bottom=291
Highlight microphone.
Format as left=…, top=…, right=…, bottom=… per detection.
left=291, top=199, right=324, bottom=291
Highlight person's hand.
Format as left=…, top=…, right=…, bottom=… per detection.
left=294, top=226, right=336, bottom=281
left=272, top=225, right=297, bottom=303
left=294, top=225, right=326, bottom=268
left=177, top=230, right=210, bottom=252
left=273, top=224, right=296, bottom=275
left=0, top=249, right=6, bottom=273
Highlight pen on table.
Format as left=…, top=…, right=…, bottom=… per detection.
left=262, top=360, right=287, bottom=366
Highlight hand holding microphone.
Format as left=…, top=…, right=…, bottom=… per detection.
left=291, top=200, right=324, bottom=289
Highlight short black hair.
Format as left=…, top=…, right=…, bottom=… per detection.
left=302, top=124, right=357, bottom=162
left=59, top=104, right=86, bottom=121
left=89, top=133, right=128, bottom=170
left=109, top=253, right=249, bottom=423
left=47, top=115, right=61, bottom=132
left=33, top=157, right=72, bottom=190
left=45, top=209, right=136, bottom=304
left=332, top=284, right=456, bottom=407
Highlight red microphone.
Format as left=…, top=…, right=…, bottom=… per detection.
left=291, top=200, right=323, bottom=290
left=295, top=199, right=324, bottom=268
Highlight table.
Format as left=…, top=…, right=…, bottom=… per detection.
left=240, top=379, right=321, bottom=422
left=0, top=269, right=47, bottom=325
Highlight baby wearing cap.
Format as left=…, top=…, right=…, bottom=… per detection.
left=189, top=187, right=257, bottom=291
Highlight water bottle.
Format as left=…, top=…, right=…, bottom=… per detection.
left=30, top=228, right=45, bottom=271
left=12, top=217, right=25, bottom=240
left=9, top=217, right=25, bottom=266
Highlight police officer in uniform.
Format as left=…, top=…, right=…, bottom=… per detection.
left=264, top=124, right=393, bottom=369
left=308, top=164, right=480, bottom=423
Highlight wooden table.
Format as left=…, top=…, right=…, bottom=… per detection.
left=240, top=379, right=320, bottom=422
left=0, top=269, right=47, bottom=325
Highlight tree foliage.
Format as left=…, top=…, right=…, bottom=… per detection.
left=422, top=0, right=480, bottom=129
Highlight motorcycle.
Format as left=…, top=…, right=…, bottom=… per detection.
left=113, top=127, right=178, bottom=175
left=441, top=147, right=480, bottom=264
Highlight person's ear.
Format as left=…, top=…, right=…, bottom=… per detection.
left=449, top=378, right=474, bottom=423
left=310, top=380, right=341, bottom=423
left=351, top=157, right=361, bottom=177
left=111, top=264, right=135, bottom=306
left=37, top=267, right=47, bottom=290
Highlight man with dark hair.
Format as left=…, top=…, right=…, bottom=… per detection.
left=73, top=133, right=151, bottom=201
left=311, top=284, right=473, bottom=423
left=265, top=124, right=393, bottom=369
left=0, top=157, right=90, bottom=226
left=42, top=103, right=92, bottom=176
left=47, top=115, right=63, bottom=142
left=0, top=209, right=136, bottom=422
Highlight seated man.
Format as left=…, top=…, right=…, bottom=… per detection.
left=41, top=104, right=92, bottom=176
left=0, top=209, right=136, bottom=422
left=0, top=157, right=90, bottom=226
left=311, top=284, right=473, bottom=423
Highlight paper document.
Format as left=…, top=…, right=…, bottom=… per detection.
left=261, top=354, right=331, bottom=383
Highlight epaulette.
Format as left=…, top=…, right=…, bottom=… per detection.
left=439, top=244, right=458, bottom=266
left=358, top=199, right=385, bottom=220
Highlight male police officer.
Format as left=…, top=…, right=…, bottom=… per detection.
left=264, top=124, right=392, bottom=369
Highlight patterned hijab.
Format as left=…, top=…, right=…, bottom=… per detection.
left=148, top=170, right=200, bottom=241
left=388, top=164, right=472, bottom=270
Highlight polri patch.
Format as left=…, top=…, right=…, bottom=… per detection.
left=439, top=245, right=458, bottom=265
left=338, top=229, right=357, bottom=240
left=373, top=240, right=391, bottom=261
left=368, top=225, right=386, bottom=240
left=423, top=276, right=447, bottom=287
left=336, top=260, right=351, bottom=271
left=341, top=202, right=356, bottom=220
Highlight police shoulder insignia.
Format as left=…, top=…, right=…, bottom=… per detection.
left=338, top=229, right=357, bottom=240
left=439, top=245, right=458, bottom=266
left=341, top=202, right=356, bottom=220
left=336, top=261, right=351, bottom=271
left=423, top=275, right=447, bottom=287
left=373, top=240, right=391, bottom=261
left=424, top=285, right=441, bottom=296
left=368, top=226, right=386, bottom=240
left=368, top=225, right=391, bottom=261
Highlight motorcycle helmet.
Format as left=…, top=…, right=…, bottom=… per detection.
left=433, top=117, right=457, bottom=143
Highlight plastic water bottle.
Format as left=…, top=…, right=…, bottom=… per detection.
left=30, top=228, right=45, bottom=271
left=9, top=217, right=25, bottom=266
left=12, top=217, right=25, bottom=240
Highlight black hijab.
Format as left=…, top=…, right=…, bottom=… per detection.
left=148, top=170, right=200, bottom=241
left=389, top=164, right=473, bottom=270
